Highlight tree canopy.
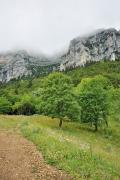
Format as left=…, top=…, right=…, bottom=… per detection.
left=34, top=72, right=81, bottom=127
left=75, top=75, right=110, bottom=131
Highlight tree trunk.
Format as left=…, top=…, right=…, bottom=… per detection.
left=59, top=119, right=63, bottom=128
left=105, top=119, right=108, bottom=127
left=94, top=123, right=98, bottom=131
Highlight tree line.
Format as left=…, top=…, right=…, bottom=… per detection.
left=1, top=71, right=119, bottom=131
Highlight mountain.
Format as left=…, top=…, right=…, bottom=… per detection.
left=60, top=28, right=120, bottom=70
left=0, top=50, right=60, bottom=82
left=1, top=28, right=120, bottom=82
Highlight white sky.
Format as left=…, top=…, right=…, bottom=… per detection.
left=0, top=0, right=120, bottom=55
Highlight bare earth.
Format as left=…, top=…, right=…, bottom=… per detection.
left=0, top=132, right=72, bottom=180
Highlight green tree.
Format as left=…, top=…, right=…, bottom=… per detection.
left=109, top=88, right=120, bottom=121
left=75, top=75, right=110, bottom=131
left=12, top=94, right=36, bottom=115
left=0, top=97, right=12, bottom=114
left=35, top=72, right=81, bottom=127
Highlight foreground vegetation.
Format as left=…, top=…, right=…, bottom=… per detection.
left=1, top=61, right=120, bottom=130
left=0, top=60, right=120, bottom=178
left=0, top=115, right=120, bottom=179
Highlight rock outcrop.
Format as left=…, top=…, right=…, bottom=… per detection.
left=60, top=28, right=120, bottom=71
left=1, top=28, right=120, bottom=82
left=0, top=50, right=59, bottom=82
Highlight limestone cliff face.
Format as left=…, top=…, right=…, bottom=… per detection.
left=60, top=28, right=120, bottom=71
left=1, top=28, right=120, bottom=82
left=0, top=50, right=59, bottom=82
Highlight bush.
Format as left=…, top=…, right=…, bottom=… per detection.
left=13, top=102, right=36, bottom=115
left=12, top=95, right=36, bottom=115
left=0, top=97, right=12, bottom=114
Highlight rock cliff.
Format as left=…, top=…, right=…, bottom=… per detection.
left=0, top=50, right=59, bottom=82
left=1, top=28, right=120, bottom=82
left=60, top=28, right=120, bottom=70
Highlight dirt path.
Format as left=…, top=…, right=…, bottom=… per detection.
left=0, top=132, right=72, bottom=180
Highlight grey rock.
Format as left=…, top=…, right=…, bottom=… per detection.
left=60, top=28, right=120, bottom=71
left=1, top=28, right=120, bottom=82
left=0, top=50, right=59, bottom=82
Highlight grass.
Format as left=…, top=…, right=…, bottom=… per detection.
left=0, top=115, right=120, bottom=179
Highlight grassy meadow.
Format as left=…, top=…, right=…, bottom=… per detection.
left=0, top=115, right=120, bottom=179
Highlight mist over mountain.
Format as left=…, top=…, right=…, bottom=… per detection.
left=60, top=28, right=120, bottom=70
left=0, top=28, right=120, bottom=82
left=0, top=50, right=61, bottom=82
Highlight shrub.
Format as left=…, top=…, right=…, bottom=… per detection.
left=12, top=95, right=36, bottom=115
left=0, top=97, right=12, bottom=114
left=13, top=102, right=36, bottom=115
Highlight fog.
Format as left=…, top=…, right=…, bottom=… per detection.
left=0, top=0, right=120, bottom=55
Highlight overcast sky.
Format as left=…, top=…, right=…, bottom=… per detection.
left=0, top=0, right=120, bottom=55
